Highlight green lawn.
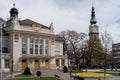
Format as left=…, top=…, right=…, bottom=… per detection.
left=15, top=74, right=34, bottom=77
left=6, top=77, right=63, bottom=80
left=96, top=70, right=120, bottom=76
left=106, top=70, right=120, bottom=76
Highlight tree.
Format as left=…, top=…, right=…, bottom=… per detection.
left=101, top=31, right=112, bottom=70
left=59, top=30, right=87, bottom=68
left=87, top=34, right=104, bottom=68
left=23, top=67, right=31, bottom=75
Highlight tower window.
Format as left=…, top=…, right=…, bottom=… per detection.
left=15, top=33, right=19, bottom=42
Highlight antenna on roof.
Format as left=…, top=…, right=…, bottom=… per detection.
left=92, top=0, right=94, bottom=6
left=13, top=3, right=15, bottom=8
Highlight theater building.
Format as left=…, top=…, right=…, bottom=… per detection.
left=0, top=5, right=68, bottom=72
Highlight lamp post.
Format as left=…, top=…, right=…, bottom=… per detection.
left=11, top=59, right=14, bottom=78
left=70, top=59, right=76, bottom=80
left=11, top=53, right=14, bottom=78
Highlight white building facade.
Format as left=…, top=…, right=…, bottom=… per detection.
left=0, top=5, right=68, bottom=72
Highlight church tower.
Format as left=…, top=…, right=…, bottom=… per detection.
left=88, top=3, right=104, bottom=68
left=89, top=5, right=99, bottom=38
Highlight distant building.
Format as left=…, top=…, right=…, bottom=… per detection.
left=0, top=4, right=68, bottom=72
left=112, top=43, right=120, bottom=68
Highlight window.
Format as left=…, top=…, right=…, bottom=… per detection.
left=3, top=47, right=8, bottom=53
left=39, top=40, right=43, bottom=54
left=15, top=33, right=19, bottom=42
left=0, top=47, right=8, bottom=53
left=61, top=59, right=65, bottom=66
left=56, top=59, right=59, bottom=66
left=39, top=45, right=43, bottom=54
left=45, top=40, right=49, bottom=55
left=55, top=44, right=60, bottom=54
left=4, top=59, right=10, bottom=68
left=30, top=39, right=34, bottom=54
left=22, top=38, right=27, bottom=54
left=35, top=40, right=38, bottom=54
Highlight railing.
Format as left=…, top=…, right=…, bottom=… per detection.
left=55, top=55, right=67, bottom=59
left=21, top=54, right=53, bottom=58
left=2, top=53, right=11, bottom=58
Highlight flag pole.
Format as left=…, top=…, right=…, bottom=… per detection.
left=0, top=23, right=3, bottom=80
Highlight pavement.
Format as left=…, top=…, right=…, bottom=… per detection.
left=2, top=69, right=120, bottom=80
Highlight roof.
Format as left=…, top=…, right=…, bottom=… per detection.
left=19, top=19, right=50, bottom=29
left=55, top=35, right=63, bottom=42
left=0, top=29, right=9, bottom=36
left=112, top=43, right=120, bottom=47
left=0, top=17, right=6, bottom=23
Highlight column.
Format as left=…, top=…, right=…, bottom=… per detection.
left=59, top=59, right=61, bottom=67
left=1, top=58, right=4, bottom=68
left=43, top=40, right=45, bottom=55
left=65, top=59, right=68, bottom=67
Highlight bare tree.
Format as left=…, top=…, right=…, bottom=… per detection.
left=101, top=31, right=112, bottom=65
left=101, top=31, right=112, bottom=80
left=101, top=31, right=112, bottom=54
left=87, top=34, right=103, bottom=68
left=59, top=30, right=87, bottom=68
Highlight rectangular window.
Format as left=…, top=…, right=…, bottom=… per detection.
left=61, top=59, right=65, bottom=66
left=35, top=40, right=38, bottom=54
left=39, top=45, right=43, bottom=54
left=39, top=40, right=43, bottom=55
left=30, top=39, right=34, bottom=54
left=56, top=59, right=59, bottom=66
left=0, top=47, right=8, bottom=53
left=45, top=40, right=49, bottom=55
left=22, top=38, right=27, bottom=54
left=4, top=59, right=10, bottom=68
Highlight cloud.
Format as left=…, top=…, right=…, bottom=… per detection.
left=0, top=0, right=120, bottom=43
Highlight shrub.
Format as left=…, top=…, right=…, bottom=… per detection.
left=63, top=66, right=68, bottom=73
left=23, top=67, right=31, bottom=75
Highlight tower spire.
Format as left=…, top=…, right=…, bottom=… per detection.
left=90, top=0, right=97, bottom=24
left=89, top=0, right=99, bottom=36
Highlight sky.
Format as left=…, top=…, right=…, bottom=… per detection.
left=0, top=0, right=120, bottom=43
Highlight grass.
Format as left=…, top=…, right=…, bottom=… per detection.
left=15, top=74, right=34, bottom=77
left=6, top=77, right=63, bottom=80
left=106, top=70, right=120, bottom=76
left=5, top=74, right=64, bottom=80
left=95, top=70, right=120, bottom=76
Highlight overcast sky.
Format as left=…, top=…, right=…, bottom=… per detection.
left=0, top=0, right=120, bottom=43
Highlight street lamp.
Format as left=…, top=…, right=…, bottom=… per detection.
left=70, top=59, right=76, bottom=80
left=11, top=59, right=14, bottom=78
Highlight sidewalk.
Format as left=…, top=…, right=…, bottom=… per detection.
left=3, top=69, right=120, bottom=80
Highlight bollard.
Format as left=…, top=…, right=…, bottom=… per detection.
left=98, top=78, right=101, bottom=80
left=36, top=71, right=42, bottom=80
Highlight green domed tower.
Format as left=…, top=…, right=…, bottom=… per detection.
left=89, top=6, right=99, bottom=38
